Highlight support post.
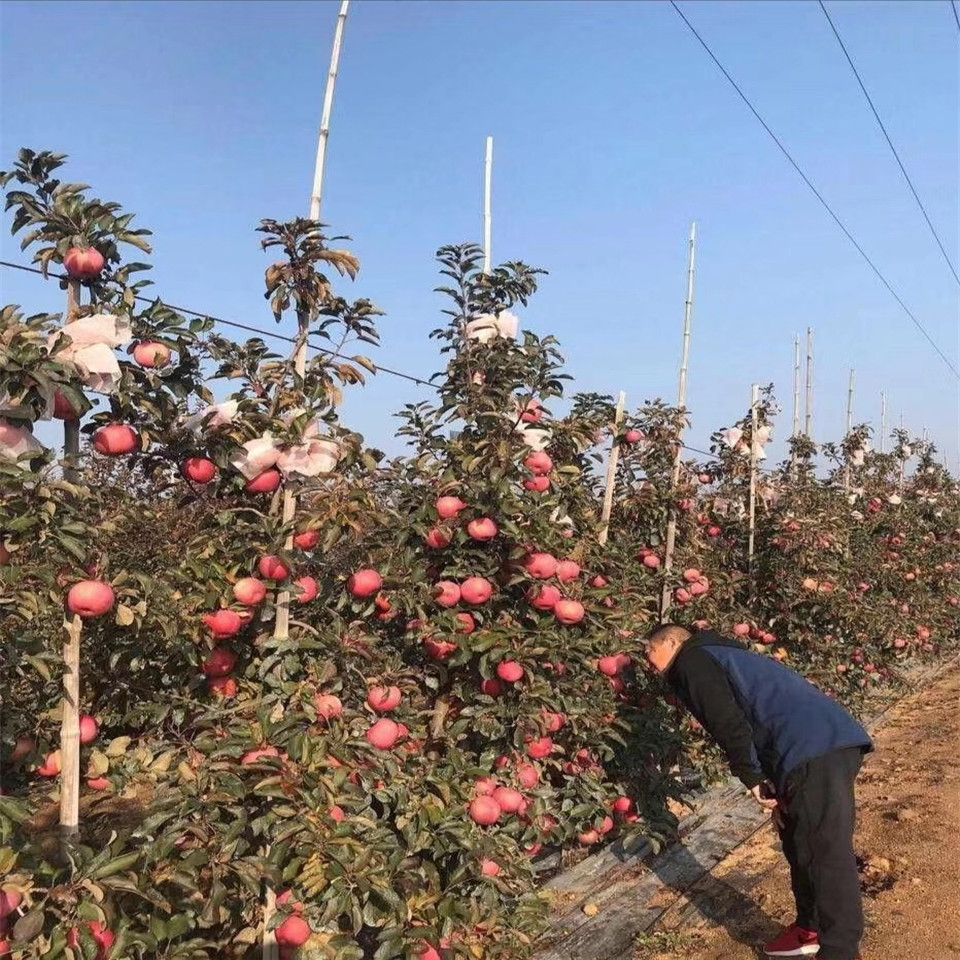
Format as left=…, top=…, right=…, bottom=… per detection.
left=804, top=326, right=814, bottom=439
left=598, top=392, right=626, bottom=547
left=660, top=222, right=697, bottom=619
left=748, top=383, right=759, bottom=568
left=880, top=391, right=887, bottom=454
left=483, top=136, right=493, bottom=275
left=844, top=368, right=855, bottom=492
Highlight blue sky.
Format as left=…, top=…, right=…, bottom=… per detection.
left=2, top=0, right=958, bottom=469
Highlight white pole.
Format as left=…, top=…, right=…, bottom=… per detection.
left=483, top=136, right=494, bottom=274
left=844, top=368, right=855, bottom=492
left=804, top=327, right=814, bottom=439
left=792, top=336, right=801, bottom=437
left=309, top=0, right=351, bottom=222
left=598, top=392, right=627, bottom=547
left=661, top=223, right=698, bottom=618
left=748, top=383, right=759, bottom=567
left=880, top=391, right=887, bottom=454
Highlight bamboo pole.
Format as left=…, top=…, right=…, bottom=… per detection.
left=309, top=0, right=351, bottom=222
left=598, top=392, right=626, bottom=547
left=792, top=336, right=801, bottom=438
left=844, top=368, right=855, bottom=492
left=748, top=384, right=760, bottom=568
left=59, top=276, right=83, bottom=842
left=880, top=391, right=887, bottom=454
left=269, top=7, right=351, bottom=954
left=804, top=327, right=814, bottom=439
left=899, top=412, right=906, bottom=493
left=660, top=222, right=697, bottom=619
left=483, top=136, right=493, bottom=275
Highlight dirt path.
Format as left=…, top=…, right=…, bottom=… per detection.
left=636, top=665, right=960, bottom=960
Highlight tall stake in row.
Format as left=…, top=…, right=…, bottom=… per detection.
left=60, top=276, right=84, bottom=842
left=598, top=392, right=626, bottom=547
left=660, top=222, right=697, bottom=619
left=804, top=326, right=814, bottom=439
left=267, top=5, right=351, bottom=956
left=844, top=368, right=855, bottom=492
left=791, top=335, right=801, bottom=479
left=748, top=383, right=760, bottom=568
left=483, top=136, right=494, bottom=275
left=880, top=391, right=887, bottom=454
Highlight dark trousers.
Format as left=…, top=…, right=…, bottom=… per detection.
left=777, top=747, right=865, bottom=960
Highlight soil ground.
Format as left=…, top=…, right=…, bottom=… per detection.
left=635, top=664, right=960, bottom=960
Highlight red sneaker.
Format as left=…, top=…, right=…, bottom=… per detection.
left=764, top=924, right=820, bottom=956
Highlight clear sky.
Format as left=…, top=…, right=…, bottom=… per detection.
left=2, top=0, right=958, bottom=469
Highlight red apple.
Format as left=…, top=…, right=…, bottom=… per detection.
left=524, top=476, right=551, bottom=493
left=241, top=746, right=280, bottom=765
left=579, top=829, right=600, bottom=845
left=258, top=555, right=290, bottom=582
left=203, top=610, right=244, bottom=638
left=556, top=560, right=581, bottom=582
left=366, top=718, right=400, bottom=750
left=435, top=496, right=467, bottom=519
left=461, top=577, right=493, bottom=605
left=246, top=469, right=282, bottom=494
left=79, top=715, right=99, bottom=744
left=591, top=575, right=608, bottom=588
left=707, top=526, right=721, bottom=538
left=203, top=647, right=236, bottom=678
left=469, top=796, right=501, bottom=825
left=613, top=796, right=634, bottom=814
left=53, top=390, right=82, bottom=420
left=675, top=587, right=692, bottom=604
left=456, top=612, right=476, bottom=633
left=481, top=858, right=501, bottom=877
left=434, top=580, right=461, bottom=607
left=63, top=246, right=105, bottom=279
left=528, top=584, right=562, bottom=611
left=525, top=552, right=558, bottom=579
left=527, top=737, right=553, bottom=759
left=93, top=424, right=137, bottom=456
left=314, top=693, right=343, bottom=720
left=37, top=750, right=61, bottom=777
left=66, top=580, right=115, bottom=618
left=480, top=678, right=502, bottom=697
left=597, top=655, right=623, bottom=677
left=520, top=399, right=543, bottom=423
left=367, top=685, right=402, bottom=712
left=554, top=599, right=585, bottom=625
left=642, top=554, right=661, bottom=569
left=682, top=568, right=701, bottom=583
left=275, top=915, right=312, bottom=948
left=623, top=430, right=643, bottom=444
left=293, top=576, right=318, bottom=604
left=475, top=776, right=498, bottom=795
left=209, top=676, right=238, bottom=697
left=132, top=341, right=171, bottom=368
left=524, top=451, right=553, bottom=476
left=67, top=921, right=115, bottom=959
left=733, top=622, right=750, bottom=637
left=348, top=569, right=383, bottom=598
left=293, top=529, right=321, bottom=550
left=424, top=638, right=458, bottom=660
left=542, top=711, right=565, bottom=733
left=0, top=891, right=22, bottom=918
left=467, top=517, right=498, bottom=541
left=492, top=786, right=523, bottom=813
left=182, top=457, right=217, bottom=483
left=425, top=527, right=451, bottom=549
left=233, top=577, right=267, bottom=606
left=496, top=661, right=524, bottom=683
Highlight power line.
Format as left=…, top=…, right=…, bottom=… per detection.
left=952, top=0, right=960, bottom=37
left=669, top=0, right=960, bottom=381
left=819, top=0, right=960, bottom=287
left=0, top=259, right=433, bottom=387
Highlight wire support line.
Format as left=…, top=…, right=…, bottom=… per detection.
left=3, top=258, right=750, bottom=464
left=0, top=258, right=433, bottom=387
left=819, top=0, right=960, bottom=287
left=669, top=0, right=960, bottom=380
left=952, top=0, right=960, bottom=37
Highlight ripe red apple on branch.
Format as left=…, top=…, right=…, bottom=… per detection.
left=66, top=580, right=115, bottom=618
left=132, top=341, right=171, bottom=368
left=348, top=568, right=383, bottom=598
left=202, top=610, right=244, bottom=638
left=181, top=457, right=217, bottom=484
left=293, top=529, right=321, bottom=550
left=233, top=577, right=267, bottom=606
left=246, top=469, right=282, bottom=494
left=92, top=424, right=138, bottom=456
left=467, top=517, right=498, bottom=541
left=63, top=246, right=105, bottom=279
left=461, top=577, right=493, bottom=605
left=435, top=496, right=467, bottom=519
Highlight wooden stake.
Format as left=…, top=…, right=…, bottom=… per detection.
left=748, top=384, right=759, bottom=568
left=804, top=327, right=814, bottom=439
left=880, top=391, right=887, bottom=454
left=598, top=392, right=626, bottom=546
left=483, top=136, right=493, bottom=275
left=792, top=336, right=801, bottom=438
left=660, top=222, right=697, bottom=619
left=844, top=368, right=855, bottom=492
left=309, top=0, right=351, bottom=222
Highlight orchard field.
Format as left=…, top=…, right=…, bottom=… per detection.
left=1, top=148, right=958, bottom=960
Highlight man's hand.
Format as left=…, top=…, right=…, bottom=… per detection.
left=750, top=781, right=779, bottom=810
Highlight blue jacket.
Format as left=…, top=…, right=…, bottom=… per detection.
left=666, top=631, right=873, bottom=789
